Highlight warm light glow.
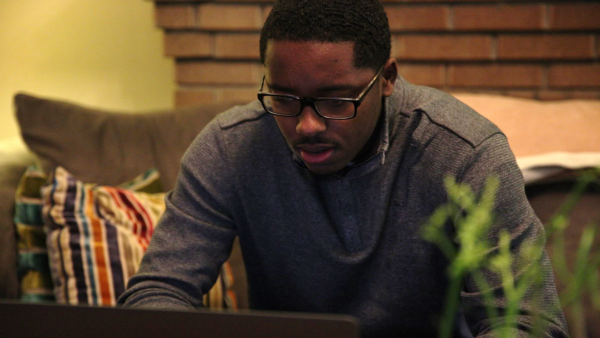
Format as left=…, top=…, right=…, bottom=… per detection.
left=0, top=0, right=175, bottom=140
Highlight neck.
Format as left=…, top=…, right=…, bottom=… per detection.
left=351, top=104, right=385, bottom=164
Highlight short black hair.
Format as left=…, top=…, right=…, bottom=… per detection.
left=260, top=0, right=391, bottom=71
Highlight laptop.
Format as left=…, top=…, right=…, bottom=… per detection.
left=0, top=301, right=360, bottom=338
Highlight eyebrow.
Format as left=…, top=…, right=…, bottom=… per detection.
left=266, top=81, right=359, bottom=96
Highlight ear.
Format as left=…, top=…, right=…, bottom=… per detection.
left=381, top=58, right=398, bottom=97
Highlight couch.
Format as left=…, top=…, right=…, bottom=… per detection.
left=0, top=92, right=599, bottom=336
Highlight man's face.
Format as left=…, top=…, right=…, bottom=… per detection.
left=264, top=40, right=396, bottom=175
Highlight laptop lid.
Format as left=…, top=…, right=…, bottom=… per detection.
left=0, top=301, right=360, bottom=338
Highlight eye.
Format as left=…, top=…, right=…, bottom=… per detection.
left=327, top=100, right=344, bottom=106
left=320, top=100, right=346, bottom=108
left=272, top=96, right=295, bottom=104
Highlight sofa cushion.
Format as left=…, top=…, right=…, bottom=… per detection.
left=43, top=167, right=165, bottom=306
left=41, top=166, right=237, bottom=308
left=42, top=167, right=163, bottom=306
left=453, top=94, right=600, bottom=158
left=14, top=93, right=236, bottom=191
left=21, top=166, right=164, bottom=306
left=15, top=166, right=55, bottom=302
left=13, top=93, right=246, bottom=308
left=0, top=138, right=36, bottom=299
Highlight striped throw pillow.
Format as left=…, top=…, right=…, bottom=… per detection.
left=42, top=167, right=165, bottom=306
left=15, top=166, right=55, bottom=302
left=41, top=166, right=236, bottom=308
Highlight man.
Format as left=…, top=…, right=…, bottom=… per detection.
left=120, top=0, right=568, bottom=336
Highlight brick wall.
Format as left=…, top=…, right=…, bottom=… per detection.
left=152, top=0, right=600, bottom=106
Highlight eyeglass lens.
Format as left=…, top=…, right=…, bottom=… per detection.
left=262, top=96, right=355, bottom=118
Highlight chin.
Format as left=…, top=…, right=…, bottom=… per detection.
left=305, top=164, right=343, bottom=176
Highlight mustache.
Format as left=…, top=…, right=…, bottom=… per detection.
left=295, top=136, right=337, bottom=146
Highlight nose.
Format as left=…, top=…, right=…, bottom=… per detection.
left=296, top=106, right=327, bottom=136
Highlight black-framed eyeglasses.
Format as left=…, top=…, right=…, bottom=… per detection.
left=257, top=65, right=384, bottom=120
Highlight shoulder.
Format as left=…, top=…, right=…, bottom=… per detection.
left=388, top=80, right=514, bottom=186
left=214, top=100, right=270, bottom=130
left=398, top=82, right=503, bottom=150
left=191, top=100, right=276, bottom=148
left=185, top=100, right=288, bottom=170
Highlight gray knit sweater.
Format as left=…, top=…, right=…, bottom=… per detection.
left=119, top=78, right=568, bottom=338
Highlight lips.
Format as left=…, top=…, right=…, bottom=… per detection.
left=297, top=144, right=335, bottom=165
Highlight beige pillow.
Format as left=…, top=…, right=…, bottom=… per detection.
left=15, top=93, right=237, bottom=191
left=453, top=94, right=600, bottom=158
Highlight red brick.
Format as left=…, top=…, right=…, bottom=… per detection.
left=536, top=91, right=569, bottom=101
left=453, top=4, right=544, bottom=31
left=176, top=61, right=263, bottom=85
left=449, top=90, right=504, bottom=97
left=470, top=90, right=504, bottom=96
left=505, top=91, right=536, bottom=99
left=571, top=91, right=600, bottom=100
left=397, top=64, right=445, bottom=87
left=548, top=64, right=600, bottom=88
left=498, top=34, right=594, bottom=60
left=175, top=87, right=258, bottom=107
left=175, top=89, right=215, bottom=106
left=218, top=87, right=259, bottom=103
left=390, top=35, right=398, bottom=57
left=155, top=4, right=195, bottom=28
left=164, top=33, right=212, bottom=58
left=394, top=35, right=492, bottom=61
left=197, top=4, right=263, bottom=30
left=215, top=34, right=261, bottom=59
left=262, top=5, right=273, bottom=22
left=385, top=6, right=449, bottom=31
left=448, top=64, right=543, bottom=88
left=549, top=4, right=600, bottom=30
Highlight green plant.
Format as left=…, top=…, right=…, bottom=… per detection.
left=422, top=167, right=600, bottom=338
left=421, top=175, right=499, bottom=338
left=544, top=169, right=600, bottom=338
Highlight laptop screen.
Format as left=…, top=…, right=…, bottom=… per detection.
left=0, top=301, right=360, bottom=338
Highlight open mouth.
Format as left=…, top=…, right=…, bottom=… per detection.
left=299, top=148, right=334, bottom=165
